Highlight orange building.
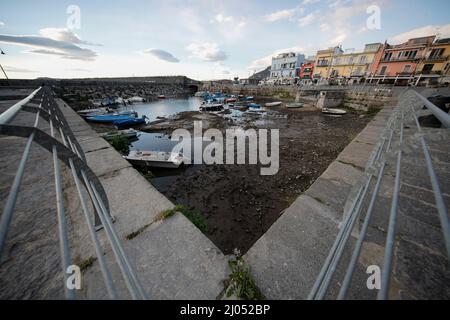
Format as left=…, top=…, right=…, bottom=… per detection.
left=368, top=36, right=436, bottom=84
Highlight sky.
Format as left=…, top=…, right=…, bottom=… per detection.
left=0, top=0, right=449, bottom=80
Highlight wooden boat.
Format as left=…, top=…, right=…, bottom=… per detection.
left=102, top=128, right=139, bottom=141
left=123, top=150, right=185, bottom=168
left=322, top=108, right=347, bottom=115
left=113, top=116, right=147, bottom=129
left=265, top=101, right=282, bottom=107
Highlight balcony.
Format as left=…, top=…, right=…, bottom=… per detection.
left=381, top=56, right=421, bottom=62
left=420, top=70, right=442, bottom=75
left=424, top=55, right=449, bottom=62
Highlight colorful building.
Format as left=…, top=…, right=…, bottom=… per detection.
left=368, top=36, right=436, bottom=84
left=298, top=62, right=315, bottom=82
left=270, top=52, right=305, bottom=83
left=313, top=46, right=343, bottom=80
left=327, top=43, right=382, bottom=83
left=416, top=37, right=450, bottom=83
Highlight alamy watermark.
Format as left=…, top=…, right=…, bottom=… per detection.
left=171, top=121, right=280, bottom=175
left=366, top=5, right=381, bottom=30
left=66, top=5, right=81, bottom=30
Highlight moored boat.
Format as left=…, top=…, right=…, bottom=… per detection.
left=113, top=116, right=147, bottom=129
left=86, top=114, right=137, bottom=123
left=157, top=95, right=166, bottom=99
left=265, top=101, right=282, bottom=107
left=102, top=128, right=139, bottom=141
left=286, top=103, right=304, bottom=109
left=200, top=103, right=224, bottom=112
left=322, top=108, right=347, bottom=115
left=123, top=150, right=186, bottom=168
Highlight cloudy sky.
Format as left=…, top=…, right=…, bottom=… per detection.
left=0, top=0, right=449, bottom=80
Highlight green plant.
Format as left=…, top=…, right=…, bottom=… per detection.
left=109, top=134, right=131, bottom=155
left=78, top=256, right=97, bottom=272
left=366, top=106, right=381, bottom=117
left=161, top=204, right=208, bottom=233
left=139, top=168, right=155, bottom=181
left=227, top=256, right=264, bottom=300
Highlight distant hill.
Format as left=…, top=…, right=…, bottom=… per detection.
left=249, top=66, right=271, bottom=80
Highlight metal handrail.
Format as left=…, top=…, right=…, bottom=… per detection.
left=0, top=87, right=146, bottom=299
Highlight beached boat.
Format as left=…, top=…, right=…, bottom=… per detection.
left=102, top=128, right=139, bottom=141
left=286, top=103, right=304, bottom=109
left=265, top=101, right=282, bottom=107
left=322, top=108, right=347, bottom=115
left=247, top=103, right=261, bottom=108
left=123, top=150, right=186, bottom=168
left=244, top=96, right=254, bottom=101
left=113, top=116, right=147, bottom=129
left=225, top=97, right=237, bottom=103
left=157, top=95, right=166, bottom=99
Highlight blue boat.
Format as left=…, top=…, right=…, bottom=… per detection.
left=247, top=103, right=261, bottom=108
left=245, top=96, right=254, bottom=101
left=113, top=116, right=147, bottom=129
left=86, top=114, right=136, bottom=123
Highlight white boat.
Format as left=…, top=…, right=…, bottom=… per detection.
left=286, top=103, right=304, bottom=109
left=265, top=101, right=282, bottom=107
left=322, top=108, right=347, bottom=115
left=123, top=150, right=185, bottom=168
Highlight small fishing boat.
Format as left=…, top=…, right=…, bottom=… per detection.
left=86, top=114, right=137, bottom=123
left=322, top=108, right=347, bottom=115
left=113, top=116, right=147, bottom=129
left=200, top=103, right=224, bottom=112
left=244, top=96, right=254, bottom=101
left=102, top=128, right=139, bottom=141
left=265, top=101, right=282, bottom=107
left=225, top=97, right=237, bottom=103
left=157, top=95, right=166, bottom=99
left=247, top=103, right=261, bottom=108
left=286, top=103, right=304, bottom=109
left=123, top=150, right=186, bottom=168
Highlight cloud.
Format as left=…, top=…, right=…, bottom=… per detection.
left=3, top=65, right=37, bottom=73
left=186, top=42, right=227, bottom=62
left=212, top=13, right=234, bottom=23
left=143, top=49, right=180, bottom=62
left=39, top=28, right=101, bottom=46
left=388, top=24, right=450, bottom=44
left=298, top=12, right=316, bottom=27
left=302, top=0, right=320, bottom=5
left=248, top=46, right=306, bottom=71
left=264, top=8, right=301, bottom=22
left=0, top=32, right=98, bottom=61
left=0, top=21, right=5, bottom=27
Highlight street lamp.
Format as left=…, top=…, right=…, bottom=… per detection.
left=0, top=47, right=9, bottom=80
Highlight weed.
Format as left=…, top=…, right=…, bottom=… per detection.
left=226, top=254, right=264, bottom=300
left=78, top=256, right=97, bottom=272
left=109, top=134, right=131, bottom=155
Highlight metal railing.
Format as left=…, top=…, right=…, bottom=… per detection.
left=308, top=89, right=450, bottom=300
left=0, top=87, right=147, bottom=299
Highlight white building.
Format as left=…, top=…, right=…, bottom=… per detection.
left=270, top=52, right=305, bottom=81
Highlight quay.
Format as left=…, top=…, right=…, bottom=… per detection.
left=0, top=85, right=449, bottom=299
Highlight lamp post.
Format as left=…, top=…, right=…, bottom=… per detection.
left=0, top=47, right=9, bottom=80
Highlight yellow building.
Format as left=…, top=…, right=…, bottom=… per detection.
left=313, top=46, right=343, bottom=80
left=329, top=43, right=382, bottom=82
left=417, top=38, right=450, bottom=77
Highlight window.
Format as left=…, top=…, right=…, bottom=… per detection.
left=403, top=65, right=411, bottom=73
left=383, top=52, right=392, bottom=61
left=359, top=55, right=367, bottom=64
left=380, top=66, right=387, bottom=75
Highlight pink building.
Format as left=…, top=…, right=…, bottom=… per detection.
left=368, top=36, right=436, bottom=84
